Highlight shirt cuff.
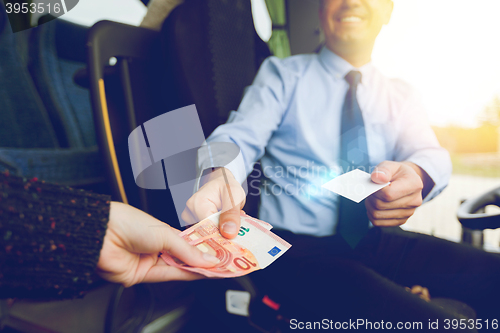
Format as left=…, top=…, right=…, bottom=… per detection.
left=195, top=142, right=248, bottom=192
left=405, top=153, right=452, bottom=203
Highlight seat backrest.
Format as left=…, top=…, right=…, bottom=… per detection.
left=28, top=16, right=96, bottom=148
left=87, top=0, right=268, bottom=225
left=0, top=5, right=104, bottom=187
left=161, top=0, right=270, bottom=137
left=87, top=20, right=167, bottom=218
left=161, top=0, right=269, bottom=216
left=0, top=2, right=59, bottom=149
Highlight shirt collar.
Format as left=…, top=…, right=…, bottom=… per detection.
left=319, top=46, right=374, bottom=83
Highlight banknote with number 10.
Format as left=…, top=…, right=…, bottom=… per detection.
left=161, top=212, right=291, bottom=278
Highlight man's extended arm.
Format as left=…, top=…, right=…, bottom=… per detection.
left=182, top=57, right=298, bottom=237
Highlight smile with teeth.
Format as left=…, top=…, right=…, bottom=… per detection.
left=340, top=16, right=362, bottom=22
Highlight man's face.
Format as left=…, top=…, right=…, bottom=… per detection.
left=319, top=0, right=393, bottom=50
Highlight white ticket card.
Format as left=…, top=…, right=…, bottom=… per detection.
left=321, top=169, right=390, bottom=203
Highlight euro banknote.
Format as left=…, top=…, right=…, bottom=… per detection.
left=161, top=212, right=291, bottom=277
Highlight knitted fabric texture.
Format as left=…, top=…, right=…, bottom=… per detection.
left=0, top=171, right=110, bottom=299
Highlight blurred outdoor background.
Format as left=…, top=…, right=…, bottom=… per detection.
left=58, top=0, right=500, bottom=250
left=371, top=0, right=500, bottom=251
left=402, top=99, right=500, bottom=251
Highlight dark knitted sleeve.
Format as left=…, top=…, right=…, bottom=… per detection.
left=0, top=171, right=111, bottom=299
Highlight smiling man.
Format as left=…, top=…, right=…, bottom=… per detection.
left=183, top=0, right=500, bottom=324
left=320, top=0, right=392, bottom=67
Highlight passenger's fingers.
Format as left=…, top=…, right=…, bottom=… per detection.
left=141, top=265, right=206, bottom=284
left=170, top=227, right=182, bottom=235
left=162, top=227, right=220, bottom=268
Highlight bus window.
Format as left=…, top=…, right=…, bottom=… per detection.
left=53, top=0, right=147, bottom=27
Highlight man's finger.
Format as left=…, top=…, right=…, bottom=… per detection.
left=372, top=177, right=421, bottom=203
left=366, top=199, right=415, bottom=221
left=190, top=200, right=219, bottom=224
left=371, top=161, right=423, bottom=202
left=181, top=207, right=198, bottom=226
left=219, top=205, right=242, bottom=239
left=367, top=193, right=422, bottom=211
left=182, top=191, right=220, bottom=225
left=366, top=197, right=416, bottom=222
left=371, top=161, right=400, bottom=184
left=218, top=169, right=245, bottom=239
left=367, top=206, right=415, bottom=221
left=369, top=218, right=407, bottom=227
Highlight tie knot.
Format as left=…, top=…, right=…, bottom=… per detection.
left=345, top=71, right=362, bottom=87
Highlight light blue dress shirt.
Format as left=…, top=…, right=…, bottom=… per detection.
left=199, top=47, right=452, bottom=237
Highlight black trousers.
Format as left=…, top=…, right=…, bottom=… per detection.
left=250, top=227, right=500, bottom=331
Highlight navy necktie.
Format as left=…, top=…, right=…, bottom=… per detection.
left=337, top=70, right=370, bottom=248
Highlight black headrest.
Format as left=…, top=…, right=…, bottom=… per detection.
left=161, top=0, right=268, bottom=137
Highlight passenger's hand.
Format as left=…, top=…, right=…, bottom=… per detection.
left=181, top=168, right=246, bottom=239
left=366, top=161, right=429, bottom=227
left=96, top=202, right=220, bottom=287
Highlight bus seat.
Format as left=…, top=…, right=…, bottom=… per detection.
left=0, top=1, right=104, bottom=187
left=86, top=19, right=167, bottom=220
left=86, top=0, right=268, bottom=223
left=160, top=0, right=270, bottom=137
left=0, top=3, right=58, bottom=150
left=29, top=15, right=97, bottom=148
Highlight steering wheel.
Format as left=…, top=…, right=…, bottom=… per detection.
left=457, top=186, right=500, bottom=230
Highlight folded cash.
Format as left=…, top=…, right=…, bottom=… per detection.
left=161, top=212, right=291, bottom=278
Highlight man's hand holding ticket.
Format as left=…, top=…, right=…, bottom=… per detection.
left=321, top=168, right=390, bottom=203
left=322, top=161, right=431, bottom=227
